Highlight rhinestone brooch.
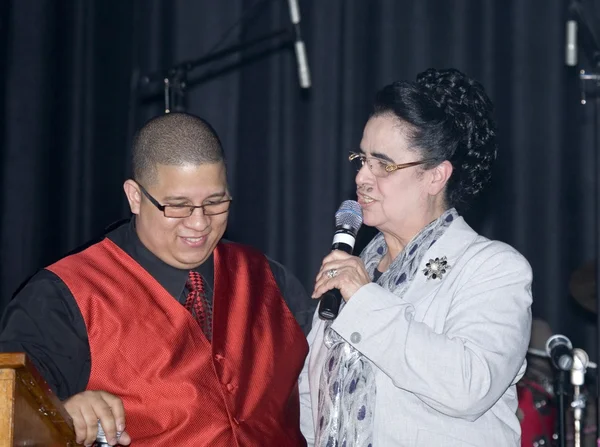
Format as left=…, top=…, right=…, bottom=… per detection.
left=423, top=256, right=450, bottom=280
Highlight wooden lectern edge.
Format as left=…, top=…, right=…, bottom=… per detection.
left=0, top=352, right=76, bottom=443
left=0, top=353, right=27, bottom=370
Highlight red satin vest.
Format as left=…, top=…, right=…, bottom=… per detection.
left=47, top=238, right=308, bottom=446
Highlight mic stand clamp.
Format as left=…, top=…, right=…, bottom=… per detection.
left=163, top=69, right=187, bottom=114
left=578, top=69, right=600, bottom=104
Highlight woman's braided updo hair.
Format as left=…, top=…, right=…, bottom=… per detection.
left=372, top=68, right=497, bottom=207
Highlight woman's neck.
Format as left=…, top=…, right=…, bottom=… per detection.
left=379, top=207, right=448, bottom=267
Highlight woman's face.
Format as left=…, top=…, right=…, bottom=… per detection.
left=355, top=114, right=440, bottom=234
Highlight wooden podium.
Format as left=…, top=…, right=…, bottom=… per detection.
left=0, top=353, right=76, bottom=446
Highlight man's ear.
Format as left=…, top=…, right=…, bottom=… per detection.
left=123, top=180, right=142, bottom=215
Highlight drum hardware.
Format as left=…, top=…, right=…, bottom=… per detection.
left=518, top=379, right=556, bottom=447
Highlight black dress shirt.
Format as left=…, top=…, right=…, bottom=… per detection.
left=0, top=220, right=315, bottom=400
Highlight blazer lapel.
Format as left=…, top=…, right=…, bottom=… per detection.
left=402, top=217, right=478, bottom=307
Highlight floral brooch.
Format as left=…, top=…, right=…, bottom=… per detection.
left=423, top=256, right=450, bottom=280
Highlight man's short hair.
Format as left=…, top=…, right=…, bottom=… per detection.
left=132, top=113, right=224, bottom=185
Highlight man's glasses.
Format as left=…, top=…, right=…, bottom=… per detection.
left=138, top=184, right=232, bottom=218
left=349, top=152, right=435, bottom=178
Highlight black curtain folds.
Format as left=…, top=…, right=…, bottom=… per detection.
left=1, top=0, right=598, bottom=357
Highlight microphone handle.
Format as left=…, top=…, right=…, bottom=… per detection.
left=318, top=289, right=343, bottom=320
left=318, top=233, right=355, bottom=320
left=331, top=241, right=353, bottom=253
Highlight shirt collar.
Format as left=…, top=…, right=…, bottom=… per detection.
left=106, top=218, right=214, bottom=300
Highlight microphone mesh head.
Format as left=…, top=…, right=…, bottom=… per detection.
left=335, top=200, right=363, bottom=235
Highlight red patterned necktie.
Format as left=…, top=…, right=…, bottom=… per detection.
left=184, top=271, right=212, bottom=341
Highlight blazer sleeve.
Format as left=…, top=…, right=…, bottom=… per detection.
left=330, top=247, right=533, bottom=421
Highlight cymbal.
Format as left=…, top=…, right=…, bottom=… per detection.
left=570, top=260, right=597, bottom=313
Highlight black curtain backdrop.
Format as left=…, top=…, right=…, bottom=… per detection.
left=1, top=0, right=599, bottom=358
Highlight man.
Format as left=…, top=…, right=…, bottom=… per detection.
left=0, top=113, right=312, bottom=446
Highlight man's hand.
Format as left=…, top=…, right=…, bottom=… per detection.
left=63, top=390, right=132, bottom=446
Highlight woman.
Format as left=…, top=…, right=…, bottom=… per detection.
left=299, top=68, right=532, bottom=446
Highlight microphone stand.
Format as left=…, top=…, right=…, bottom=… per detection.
left=125, top=24, right=296, bottom=178
left=571, top=348, right=590, bottom=447
left=575, top=67, right=600, bottom=447
left=139, top=27, right=294, bottom=114
left=567, top=3, right=600, bottom=444
left=555, top=369, right=568, bottom=447
left=127, top=1, right=312, bottom=158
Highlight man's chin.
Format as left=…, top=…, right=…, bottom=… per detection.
left=173, top=247, right=214, bottom=269
left=175, top=256, right=209, bottom=269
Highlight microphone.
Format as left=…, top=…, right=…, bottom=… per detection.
left=318, top=200, right=363, bottom=320
left=545, top=334, right=574, bottom=371
left=566, top=19, right=578, bottom=66
left=96, top=420, right=122, bottom=447
left=286, top=0, right=311, bottom=88
left=571, top=348, right=589, bottom=446
left=571, top=348, right=589, bottom=386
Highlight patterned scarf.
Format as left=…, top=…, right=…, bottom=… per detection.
left=315, top=208, right=458, bottom=446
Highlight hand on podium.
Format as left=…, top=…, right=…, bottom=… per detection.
left=63, top=390, right=131, bottom=446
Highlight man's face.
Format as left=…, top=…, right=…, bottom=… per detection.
left=124, top=162, right=230, bottom=269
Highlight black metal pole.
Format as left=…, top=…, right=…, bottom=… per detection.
left=557, top=370, right=567, bottom=447
left=595, top=73, right=600, bottom=447
left=582, top=69, right=600, bottom=446
left=141, top=28, right=292, bottom=85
